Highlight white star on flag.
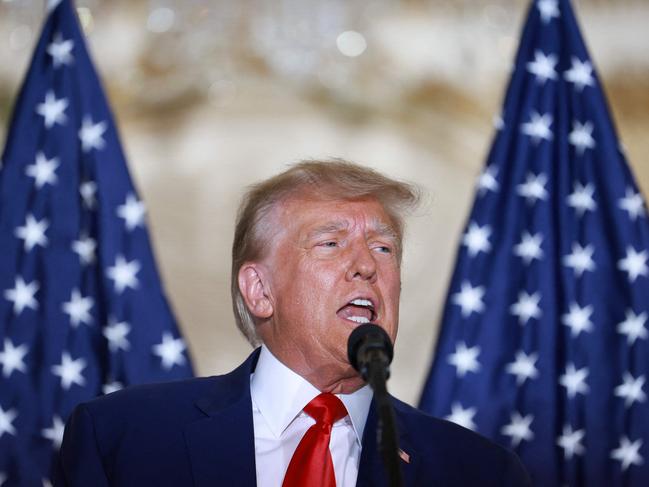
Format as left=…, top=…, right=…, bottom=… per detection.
left=617, top=310, right=648, bottom=345
left=526, top=50, right=557, bottom=83
left=617, top=247, right=648, bottom=283
left=557, top=425, right=585, bottom=460
left=537, top=0, right=560, bottom=23
left=562, top=242, right=595, bottom=277
left=445, top=402, right=477, bottom=431
left=567, top=182, right=597, bottom=217
left=41, top=416, right=65, bottom=449
left=447, top=342, right=481, bottom=377
left=569, top=120, right=596, bottom=155
left=61, top=288, right=94, bottom=327
left=559, top=363, right=590, bottom=399
left=36, top=90, right=68, bottom=129
left=79, top=180, right=97, bottom=209
left=78, top=116, right=107, bottom=152
left=103, top=317, right=131, bottom=352
left=610, top=436, right=644, bottom=471
left=506, top=351, right=539, bottom=385
left=0, top=406, right=18, bottom=438
left=477, top=165, right=499, bottom=195
left=513, top=231, right=544, bottom=265
left=107, top=255, right=141, bottom=293
left=35, top=90, right=68, bottom=129
left=618, top=187, right=646, bottom=221
left=564, top=57, right=595, bottom=91
left=462, top=222, right=492, bottom=257
left=4, top=276, right=39, bottom=315
left=510, top=291, right=542, bottom=326
left=25, top=152, right=59, bottom=189
left=517, top=172, right=548, bottom=204
left=501, top=412, right=534, bottom=447
left=117, top=193, right=146, bottom=231
left=71, top=235, right=97, bottom=265
left=614, top=373, right=646, bottom=408
left=14, top=214, right=49, bottom=251
left=103, top=381, right=124, bottom=395
left=561, top=302, right=594, bottom=337
left=46, top=33, right=74, bottom=69
left=153, top=333, right=187, bottom=370
left=521, top=112, right=553, bottom=144
left=0, top=339, right=28, bottom=378
left=51, top=352, right=86, bottom=390
left=451, top=281, right=485, bottom=318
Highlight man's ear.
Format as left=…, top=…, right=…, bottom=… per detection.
left=238, top=263, right=274, bottom=319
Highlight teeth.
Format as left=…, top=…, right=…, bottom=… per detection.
left=348, top=316, right=370, bottom=324
left=351, top=298, right=373, bottom=308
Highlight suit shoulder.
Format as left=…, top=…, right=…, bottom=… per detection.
left=392, top=397, right=502, bottom=451
left=79, top=368, right=249, bottom=430
left=391, top=398, right=530, bottom=485
left=75, top=351, right=257, bottom=426
left=85, top=375, right=217, bottom=412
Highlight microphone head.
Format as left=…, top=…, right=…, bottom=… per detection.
left=347, top=323, right=394, bottom=373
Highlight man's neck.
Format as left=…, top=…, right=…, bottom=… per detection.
left=250, top=345, right=372, bottom=441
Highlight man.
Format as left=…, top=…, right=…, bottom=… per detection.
left=55, top=160, right=531, bottom=486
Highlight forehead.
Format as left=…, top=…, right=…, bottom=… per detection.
left=275, top=196, right=397, bottom=236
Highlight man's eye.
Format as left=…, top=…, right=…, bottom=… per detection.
left=321, top=241, right=338, bottom=248
left=375, top=245, right=392, bottom=254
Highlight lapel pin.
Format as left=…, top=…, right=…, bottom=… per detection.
left=398, top=449, right=410, bottom=464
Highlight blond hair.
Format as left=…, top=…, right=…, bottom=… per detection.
left=231, top=159, right=420, bottom=345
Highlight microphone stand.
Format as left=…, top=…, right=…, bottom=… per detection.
left=365, top=353, right=404, bottom=487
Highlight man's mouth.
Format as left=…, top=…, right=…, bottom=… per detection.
left=337, top=298, right=376, bottom=324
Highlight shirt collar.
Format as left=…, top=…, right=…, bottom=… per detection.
left=250, top=345, right=373, bottom=446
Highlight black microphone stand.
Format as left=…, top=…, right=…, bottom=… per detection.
left=364, top=354, right=404, bottom=487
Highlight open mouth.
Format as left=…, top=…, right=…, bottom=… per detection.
left=337, top=298, right=377, bottom=324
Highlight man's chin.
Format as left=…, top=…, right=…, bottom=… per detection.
left=345, top=376, right=368, bottom=394
left=323, top=375, right=366, bottom=394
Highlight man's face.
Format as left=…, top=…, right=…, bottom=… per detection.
left=254, top=195, right=401, bottom=392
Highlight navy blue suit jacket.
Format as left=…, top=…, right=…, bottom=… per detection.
left=54, top=349, right=531, bottom=486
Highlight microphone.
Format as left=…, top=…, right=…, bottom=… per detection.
left=347, top=323, right=403, bottom=487
left=347, top=323, right=394, bottom=386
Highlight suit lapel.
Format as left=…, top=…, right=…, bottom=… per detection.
left=356, top=399, right=419, bottom=487
left=184, top=350, right=260, bottom=487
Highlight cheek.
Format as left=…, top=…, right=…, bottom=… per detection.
left=384, top=268, right=402, bottom=298
left=285, top=264, right=336, bottom=315
left=303, top=259, right=343, bottom=290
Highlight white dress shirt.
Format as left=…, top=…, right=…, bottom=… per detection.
left=250, top=346, right=373, bottom=487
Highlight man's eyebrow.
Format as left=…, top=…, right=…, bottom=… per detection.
left=307, top=221, right=349, bottom=238
left=372, top=221, right=399, bottom=242
left=306, top=219, right=399, bottom=241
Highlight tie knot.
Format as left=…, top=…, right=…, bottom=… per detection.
left=303, top=392, right=348, bottom=426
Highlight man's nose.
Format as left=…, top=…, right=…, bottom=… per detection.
left=345, top=243, right=377, bottom=282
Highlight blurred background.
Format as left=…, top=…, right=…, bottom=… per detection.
left=0, top=0, right=647, bottom=404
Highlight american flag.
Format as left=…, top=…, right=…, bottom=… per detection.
left=0, top=1, right=193, bottom=483
left=419, top=0, right=648, bottom=485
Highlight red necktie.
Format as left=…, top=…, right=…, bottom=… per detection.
left=282, top=392, right=348, bottom=487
